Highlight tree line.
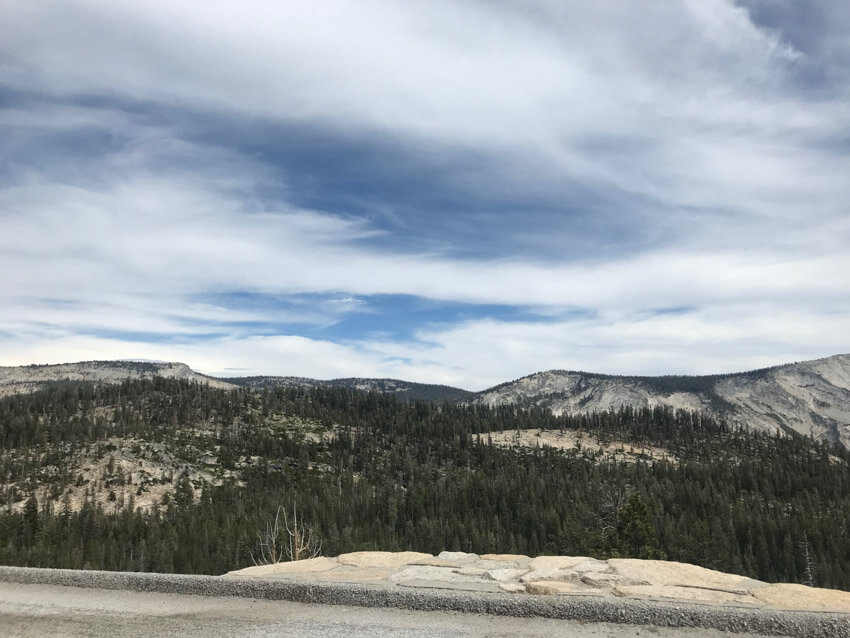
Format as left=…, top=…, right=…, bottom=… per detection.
left=1, top=379, right=849, bottom=589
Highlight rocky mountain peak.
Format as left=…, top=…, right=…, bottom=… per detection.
left=473, top=354, right=850, bottom=448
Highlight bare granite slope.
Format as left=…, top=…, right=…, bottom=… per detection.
left=0, top=361, right=235, bottom=397
left=474, top=354, right=850, bottom=448
left=229, top=550, right=850, bottom=617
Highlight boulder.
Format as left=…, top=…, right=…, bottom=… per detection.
left=480, top=553, right=530, bottom=562
left=613, top=584, right=752, bottom=605
left=750, top=583, right=850, bottom=612
left=483, top=568, right=529, bottom=582
left=528, top=556, right=595, bottom=571
left=390, top=565, right=489, bottom=583
left=227, top=556, right=338, bottom=576
left=437, top=551, right=479, bottom=562
left=608, top=559, right=761, bottom=593
left=337, top=551, right=432, bottom=568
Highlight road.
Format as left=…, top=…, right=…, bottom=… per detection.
left=0, top=582, right=780, bottom=638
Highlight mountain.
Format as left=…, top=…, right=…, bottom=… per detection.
left=473, top=354, right=850, bottom=448
left=2, top=359, right=850, bottom=588
left=224, top=375, right=473, bottom=403
left=0, top=361, right=470, bottom=404
left=3, top=376, right=850, bottom=588
left=2, top=355, right=849, bottom=447
left=0, top=361, right=236, bottom=397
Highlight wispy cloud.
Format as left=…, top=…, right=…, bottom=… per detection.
left=1, top=1, right=848, bottom=385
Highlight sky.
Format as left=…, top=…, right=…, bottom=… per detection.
left=1, top=0, right=849, bottom=390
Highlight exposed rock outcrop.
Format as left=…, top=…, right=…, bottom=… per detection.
left=228, top=551, right=850, bottom=613
left=0, top=360, right=235, bottom=397
left=473, top=354, right=850, bottom=448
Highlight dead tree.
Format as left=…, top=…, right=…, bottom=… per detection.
left=283, top=501, right=322, bottom=561
left=801, top=531, right=816, bottom=587
left=253, top=502, right=322, bottom=565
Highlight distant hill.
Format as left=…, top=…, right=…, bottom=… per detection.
left=473, top=354, right=850, bottom=448
left=0, top=362, right=471, bottom=404
left=0, top=361, right=235, bottom=397
left=224, top=375, right=474, bottom=404
left=2, top=359, right=850, bottom=587
left=2, top=355, right=848, bottom=447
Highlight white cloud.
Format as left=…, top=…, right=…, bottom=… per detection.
left=1, top=1, right=848, bottom=381
left=3, top=153, right=847, bottom=310
left=1, top=113, right=848, bottom=379
left=4, top=1, right=847, bottom=227
left=2, top=302, right=846, bottom=390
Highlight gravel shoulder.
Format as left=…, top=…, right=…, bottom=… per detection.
left=0, top=581, right=787, bottom=638
left=1, top=565, right=848, bottom=637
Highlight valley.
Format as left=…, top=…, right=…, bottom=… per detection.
left=1, top=370, right=849, bottom=591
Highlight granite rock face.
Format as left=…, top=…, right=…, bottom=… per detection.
left=473, top=354, right=850, bottom=448
left=0, top=361, right=235, bottom=396
left=229, top=551, right=850, bottom=614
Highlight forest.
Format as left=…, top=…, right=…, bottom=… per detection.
left=1, top=378, right=849, bottom=589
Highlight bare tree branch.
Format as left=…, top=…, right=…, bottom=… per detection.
left=284, top=500, right=322, bottom=561
left=252, top=502, right=322, bottom=565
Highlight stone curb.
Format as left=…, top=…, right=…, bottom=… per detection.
left=1, top=566, right=848, bottom=638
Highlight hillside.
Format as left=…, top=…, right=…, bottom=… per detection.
left=1, top=378, right=850, bottom=590
left=225, top=375, right=473, bottom=403
left=2, top=356, right=849, bottom=448
left=0, top=362, right=471, bottom=404
left=0, top=361, right=235, bottom=397
left=474, top=354, right=850, bottom=448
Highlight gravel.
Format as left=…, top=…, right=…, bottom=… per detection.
left=1, top=566, right=847, bottom=638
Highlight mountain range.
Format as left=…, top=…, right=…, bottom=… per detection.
left=3, top=354, right=850, bottom=587
left=1, top=353, right=848, bottom=448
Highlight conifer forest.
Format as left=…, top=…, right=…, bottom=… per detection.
left=2, top=379, right=849, bottom=590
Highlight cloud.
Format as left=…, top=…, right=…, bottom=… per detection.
left=0, top=1, right=848, bottom=383
left=3, top=154, right=846, bottom=311
left=4, top=2, right=847, bottom=228
left=3, top=301, right=846, bottom=391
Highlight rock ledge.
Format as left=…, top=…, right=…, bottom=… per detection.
left=229, top=552, right=850, bottom=613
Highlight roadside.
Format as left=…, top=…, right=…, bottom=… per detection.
left=1, top=565, right=848, bottom=637
left=1, top=582, right=782, bottom=638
